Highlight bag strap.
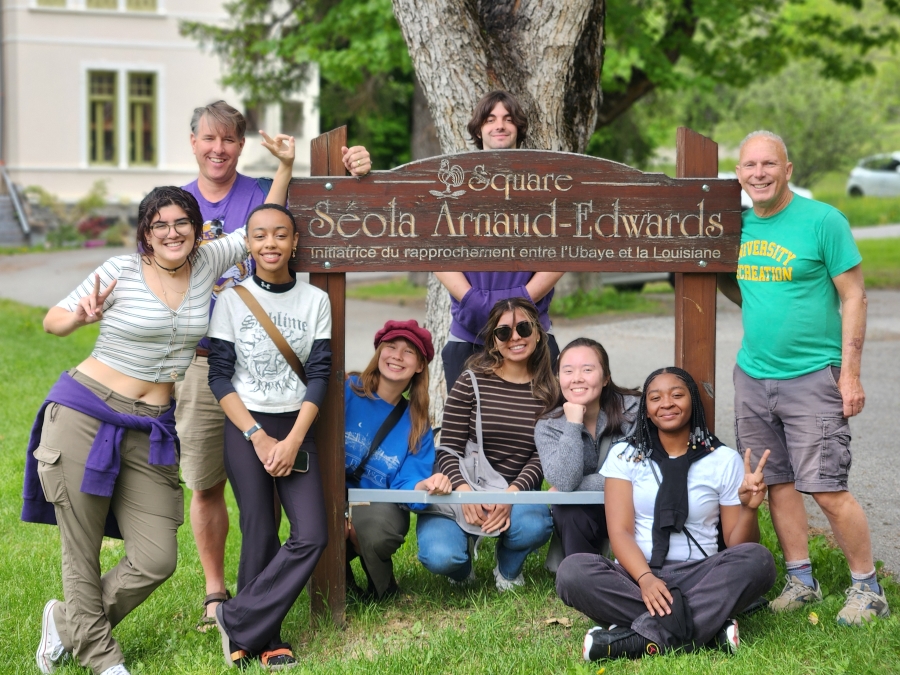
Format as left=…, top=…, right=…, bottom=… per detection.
left=465, top=369, right=484, bottom=452
left=350, top=397, right=408, bottom=482
left=233, top=285, right=307, bottom=385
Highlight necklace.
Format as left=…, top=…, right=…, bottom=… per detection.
left=151, top=262, right=192, bottom=380
left=154, top=257, right=188, bottom=277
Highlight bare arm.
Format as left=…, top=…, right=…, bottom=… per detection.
left=43, top=274, right=116, bottom=336
left=525, top=272, right=564, bottom=302
left=606, top=477, right=673, bottom=616
left=833, top=264, right=866, bottom=417
left=434, top=272, right=471, bottom=302
left=721, top=448, right=770, bottom=546
left=260, top=131, right=295, bottom=206
left=716, top=272, right=742, bottom=307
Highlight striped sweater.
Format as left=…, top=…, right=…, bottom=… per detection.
left=437, top=370, right=544, bottom=492
left=57, top=228, right=247, bottom=383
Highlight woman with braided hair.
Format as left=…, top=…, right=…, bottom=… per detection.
left=556, top=367, right=777, bottom=661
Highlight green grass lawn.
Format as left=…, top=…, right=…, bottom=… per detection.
left=2, top=299, right=898, bottom=674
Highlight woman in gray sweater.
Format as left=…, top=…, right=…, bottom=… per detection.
left=535, top=338, right=641, bottom=560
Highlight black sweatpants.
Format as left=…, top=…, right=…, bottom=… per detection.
left=556, top=542, right=776, bottom=648
left=552, top=503, right=608, bottom=557
left=220, top=412, right=328, bottom=654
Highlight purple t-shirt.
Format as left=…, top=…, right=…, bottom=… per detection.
left=183, top=173, right=265, bottom=349
left=449, top=272, right=554, bottom=345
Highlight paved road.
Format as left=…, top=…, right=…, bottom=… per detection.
left=2, top=239, right=898, bottom=574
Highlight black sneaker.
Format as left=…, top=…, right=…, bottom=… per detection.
left=708, top=618, right=739, bottom=654
left=582, top=625, right=663, bottom=660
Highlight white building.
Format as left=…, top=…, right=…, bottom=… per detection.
left=1, top=0, right=319, bottom=206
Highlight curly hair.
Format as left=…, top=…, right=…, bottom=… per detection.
left=541, top=337, right=641, bottom=435
left=466, top=90, right=528, bottom=149
left=349, top=340, right=431, bottom=454
left=136, top=186, right=203, bottom=258
left=625, top=366, right=722, bottom=462
left=465, top=297, right=558, bottom=412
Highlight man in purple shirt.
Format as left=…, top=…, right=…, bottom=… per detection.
left=436, top=91, right=564, bottom=388
left=177, top=100, right=371, bottom=630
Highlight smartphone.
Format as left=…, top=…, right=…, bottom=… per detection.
left=292, top=450, right=309, bottom=473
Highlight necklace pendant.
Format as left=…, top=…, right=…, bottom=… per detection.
left=170, top=370, right=178, bottom=380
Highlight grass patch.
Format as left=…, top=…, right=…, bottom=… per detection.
left=2, top=298, right=899, bottom=673
left=551, top=286, right=667, bottom=320
left=817, top=192, right=900, bottom=228
left=858, top=238, right=900, bottom=288
left=346, top=278, right=427, bottom=305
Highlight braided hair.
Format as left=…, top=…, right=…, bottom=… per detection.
left=623, top=366, right=722, bottom=462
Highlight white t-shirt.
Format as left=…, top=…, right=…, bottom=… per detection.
left=207, top=278, right=331, bottom=413
left=601, top=441, right=743, bottom=563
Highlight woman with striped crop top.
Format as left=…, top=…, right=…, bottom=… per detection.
left=23, top=182, right=284, bottom=675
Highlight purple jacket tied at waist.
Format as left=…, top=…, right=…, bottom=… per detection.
left=450, top=272, right=554, bottom=345
left=22, top=371, right=179, bottom=534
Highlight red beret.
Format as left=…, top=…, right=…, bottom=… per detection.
left=373, top=319, right=434, bottom=363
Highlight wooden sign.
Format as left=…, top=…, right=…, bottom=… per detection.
left=288, top=150, right=742, bottom=273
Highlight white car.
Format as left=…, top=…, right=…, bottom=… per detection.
left=717, top=172, right=813, bottom=209
left=846, top=152, right=900, bottom=197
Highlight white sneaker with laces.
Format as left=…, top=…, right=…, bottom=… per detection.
left=36, top=600, right=69, bottom=674
left=493, top=565, right=524, bottom=592
left=99, top=664, right=131, bottom=675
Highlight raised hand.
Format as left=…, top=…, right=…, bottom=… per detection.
left=341, top=145, right=371, bottom=176
left=75, top=274, right=116, bottom=324
left=739, top=448, right=770, bottom=510
left=260, top=131, right=295, bottom=168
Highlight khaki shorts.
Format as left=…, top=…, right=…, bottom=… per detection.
left=733, top=364, right=851, bottom=494
left=175, top=355, right=226, bottom=491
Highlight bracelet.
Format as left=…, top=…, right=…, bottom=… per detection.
left=637, top=571, right=653, bottom=583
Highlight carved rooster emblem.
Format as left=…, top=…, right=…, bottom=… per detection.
left=430, top=160, right=467, bottom=199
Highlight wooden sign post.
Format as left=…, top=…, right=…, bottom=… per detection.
left=297, top=126, right=738, bottom=625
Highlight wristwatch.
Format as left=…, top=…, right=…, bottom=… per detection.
left=242, top=422, right=263, bottom=441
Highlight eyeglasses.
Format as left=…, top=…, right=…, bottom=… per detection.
left=150, top=219, right=194, bottom=238
left=493, top=320, right=534, bottom=342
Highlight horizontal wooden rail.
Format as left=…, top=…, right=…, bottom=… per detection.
left=348, top=488, right=604, bottom=505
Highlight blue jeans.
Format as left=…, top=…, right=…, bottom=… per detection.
left=416, top=504, right=553, bottom=581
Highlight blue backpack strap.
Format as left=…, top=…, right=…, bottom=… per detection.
left=256, top=177, right=274, bottom=199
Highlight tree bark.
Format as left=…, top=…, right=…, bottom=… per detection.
left=393, top=0, right=605, bottom=423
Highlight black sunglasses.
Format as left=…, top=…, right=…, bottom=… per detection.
left=493, top=320, right=534, bottom=342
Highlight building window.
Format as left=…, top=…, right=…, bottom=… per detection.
left=126, top=0, right=157, bottom=11
left=86, top=0, right=117, bottom=9
left=129, top=73, right=156, bottom=165
left=37, top=0, right=158, bottom=10
left=282, top=102, right=304, bottom=137
left=88, top=71, right=117, bottom=165
left=35, top=0, right=67, bottom=7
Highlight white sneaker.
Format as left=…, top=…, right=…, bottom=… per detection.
left=493, top=565, right=524, bottom=592
left=99, top=664, right=131, bottom=675
left=36, top=600, right=68, bottom=674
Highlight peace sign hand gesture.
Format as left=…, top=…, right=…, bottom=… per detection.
left=74, top=274, right=116, bottom=325
left=739, top=448, right=770, bottom=510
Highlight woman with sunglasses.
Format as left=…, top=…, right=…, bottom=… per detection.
left=416, top=297, right=557, bottom=591
left=535, top=338, right=641, bottom=563
left=556, top=367, right=776, bottom=661
left=24, top=177, right=297, bottom=675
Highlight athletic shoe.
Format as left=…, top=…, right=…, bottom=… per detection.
left=769, top=574, right=823, bottom=613
left=36, top=599, right=69, bottom=674
left=582, top=625, right=663, bottom=660
left=708, top=618, right=739, bottom=654
left=98, top=665, right=131, bottom=675
left=448, top=566, right=476, bottom=587
left=836, top=583, right=890, bottom=626
left=493, top=565, right=524, bottom=592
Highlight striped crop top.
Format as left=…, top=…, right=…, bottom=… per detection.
left=57, top=228, right=248, bottom=383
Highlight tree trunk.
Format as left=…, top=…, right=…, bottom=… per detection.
left=393, top=0, right=605, bottom=422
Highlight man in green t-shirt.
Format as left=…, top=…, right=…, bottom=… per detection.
left=718, top=131, right=888, bottom=626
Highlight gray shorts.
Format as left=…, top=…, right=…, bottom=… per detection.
left=733, top=364, right=851, bottom=494
left=174, top=355, right=226, bottom=491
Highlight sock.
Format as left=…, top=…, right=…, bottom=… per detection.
left=785, top=559, right=815, bottom=588
left=850, top=569, right=881, bottom=594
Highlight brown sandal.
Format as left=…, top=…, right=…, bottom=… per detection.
left=260, top=648, right=297, bottom=671
left=196, top=590, right=231, bottom=633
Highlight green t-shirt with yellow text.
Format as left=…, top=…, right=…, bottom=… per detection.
left=736, top=195, right=861, bottom=380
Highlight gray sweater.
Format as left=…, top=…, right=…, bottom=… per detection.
left=534, top=395, right=640, bottom=492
